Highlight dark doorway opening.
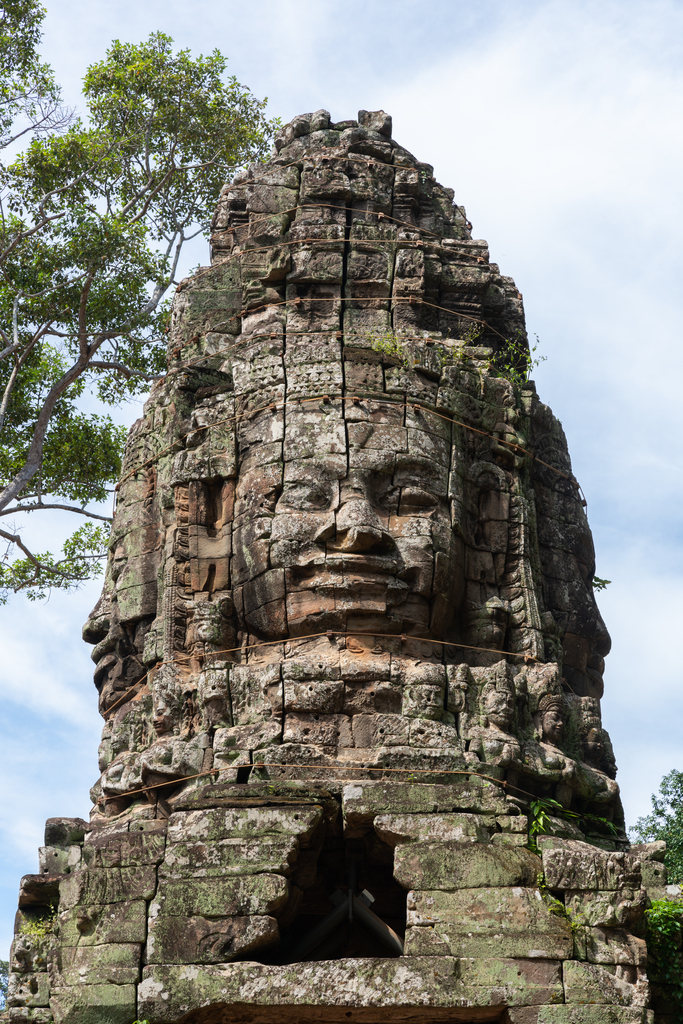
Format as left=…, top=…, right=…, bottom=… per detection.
left=256, top=834, right=407, bottom=964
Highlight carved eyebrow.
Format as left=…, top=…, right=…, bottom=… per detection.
left=278, top=480, right=335, bottom=506
left=394, top=454, right=443, bottom=478
left=283, top=463, right=345, bottom=484
left=282, top=477, right=335, bottom=490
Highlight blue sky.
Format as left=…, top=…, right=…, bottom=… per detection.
left=2, top=0, right=683, bottom=958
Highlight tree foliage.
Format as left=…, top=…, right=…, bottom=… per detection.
left=0, top=10, right=278, bottom=602
left=630, top=769, right=683, bottom=884
left=0, top=0, right=65, bottom=146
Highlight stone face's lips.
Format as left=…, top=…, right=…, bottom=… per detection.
left=93, top=651, right=117, bottom=687
left=294, top=554, right=402, bottom=576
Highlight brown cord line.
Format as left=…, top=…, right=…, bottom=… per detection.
left=173, top=629, right=542, bottom=665
left=218, top=151, right=466, bottom=230
left=101, top=764, right=542, bottom=805
left=115, top=390, right=581, bottom=500
left=169, top=325, right=484, bottom=370
left=217, top=183, right=465, bottom=243
left=168, top=291, right=502, bottom=364
left=103, top=627, right=542, bottom=722
left=116, top=392, right=334, bottom=491
left=195, top=294, right=510, bottom=345
left=103, top=675, right=152, bottom=717
left=209, top=221, right=483, bottom=264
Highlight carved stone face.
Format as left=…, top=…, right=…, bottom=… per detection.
left=83, top=488, right=160, bottom=714
left=83, top=597, right=151, bottom=717
left=584, top=727, right=603, bottom=761
left=238, top=401, right=463, bottom=640
left=542, top=709, right=564, bottom=746
left=152, top=698, right=174, bottom=737
left=483, top=686, right=514, bottom=732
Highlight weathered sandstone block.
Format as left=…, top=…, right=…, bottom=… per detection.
left=405, top=887, right=573, bottom=959
left=394, top=841, right=541, bottom=890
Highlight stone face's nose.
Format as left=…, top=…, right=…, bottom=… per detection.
left=335, top=498, right=391, bottom=552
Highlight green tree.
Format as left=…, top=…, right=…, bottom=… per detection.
left=631, top=769, right=683, bottom=884
left=0, top=0, right=67, bottom=147
left=0, top=957, right=7, bottom=1009
left=0, top=15, right=278, bottom=601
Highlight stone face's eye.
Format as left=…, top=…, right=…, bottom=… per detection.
left=278, top=482, right=332, bottom=511
left=377, top=486, right=400, bottom=514
left=398, top=487, right=439, bottom=515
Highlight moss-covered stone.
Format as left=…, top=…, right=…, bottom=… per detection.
left=405, top=887, right=573, bottom=959
left=159, top=836, right=299, bottom=877
left=50, top=943, right=140, bottom=986
left=166, top=804, right=322, bottom=844
left=81, top=829, right=166, bottom=868
left=341, top=780, right=509, bottom=829
left=563, top=959, right=646, bottom=1008
left=540, top=840, right=641, bottom=892
left=57, top=901, right=147, bottom=947
left=394, top=841, right=541, bottom=890
left=59, top=867, right=156, bottom=910
left=137, top=955, right=566, bottom=1022
left=5, top=1009, right=54, bottom=1023
left=536, top=1008, right=652, bottom=1023
left=6, top=971, right=50, bottom=1008
left=145, top=913, right=278, bottom=965
left=374, top=812, right=492, bottom=846
left=49, top=983, right=136, bottom=1024
left=565, top=889, right=648, bottom=929
left=150, top=873, right=288, bottom=917
left=458, top=957, right=564, bottom=1007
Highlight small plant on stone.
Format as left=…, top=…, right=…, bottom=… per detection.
left=20, top=910, right=56, bottom=938
left=527, top=796, right=618, bottom=852
left=528, top=798, right=559, bottom=851
left=365, top=329, right=409, bottom=365
left=491, top=332, right=546, bottom=387
left=457, top=321, right=483, bottom=346
left=645, top=899, right=683, bottom=1022
left=536, top=873, right=588, bottom=933
left=535, top=871, right=567, bottom=919
left=592, top=576, right=612, bottom=591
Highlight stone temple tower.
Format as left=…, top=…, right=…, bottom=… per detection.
left=7, top=110, right=670, bottom=1024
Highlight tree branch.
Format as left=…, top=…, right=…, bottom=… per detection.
left=89, top=360, right=163, bottom=381
left=0, top=502, right=113, bottom=522
left=0, top=526, right=71, bottom=578
left=78, top=271, right=95, bottom=358
left=0, top=351, right=90, bottom=512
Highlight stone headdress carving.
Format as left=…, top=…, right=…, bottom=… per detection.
left=538, top=693, right=564, bottom=715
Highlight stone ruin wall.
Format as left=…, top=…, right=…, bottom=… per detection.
left=5, top=109, right=678, bottom=1024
